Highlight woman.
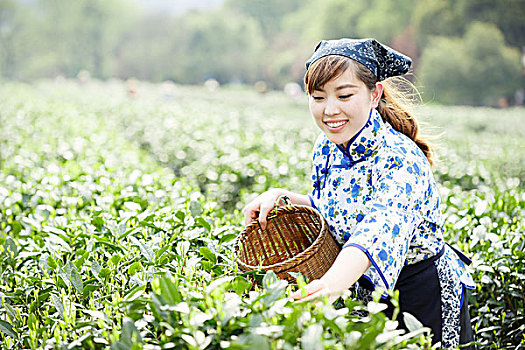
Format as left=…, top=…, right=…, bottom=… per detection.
left=242, top=38, right=475, bottom=348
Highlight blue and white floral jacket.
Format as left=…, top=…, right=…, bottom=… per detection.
left=309, top=108, right=475, bottom=298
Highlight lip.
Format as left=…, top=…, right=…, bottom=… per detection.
left=324, top=119, right=348, bottom=132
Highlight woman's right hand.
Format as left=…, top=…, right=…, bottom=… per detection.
left=241, top=188, right=287, bottom=230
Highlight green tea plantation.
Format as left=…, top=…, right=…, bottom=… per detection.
left=0, top=80, right=523, bottom=349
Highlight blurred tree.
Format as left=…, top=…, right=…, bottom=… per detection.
left=355, top=0, right=414, bottom=44
left=412, top=0, right=465, bottom=48
left=33, top=0, right=137, bottom=79
left=0, top=0, right=38, bottom=79
left=282, top=0, right=417, bottom=84
left=283, top=0, right=366, bottom=42
left=170, top=9, right=266, bottom=84
left=417, top=37, right=469, bottom=105
left=413, top=0, right=525, bottom=48
left=115, top=14, right=184, bottom=81
left=223, top=0, right=308, bottom=87
left=224, top=0, right=302, bottom=37
left=460, top=0, right=525, bottom=47
left=418, top=22, right=521, bottom=105
left=1, top=0, right=522, bottom=107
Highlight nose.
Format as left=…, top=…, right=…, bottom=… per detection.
left=324, top=98, right=341, bottom=116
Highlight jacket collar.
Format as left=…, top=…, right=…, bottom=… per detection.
left=335, top=108, right=385, bottom=164
left=313, top=109, right=386, bottom=198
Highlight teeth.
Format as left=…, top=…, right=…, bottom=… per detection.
left=326, top=120, right=347, bottom=128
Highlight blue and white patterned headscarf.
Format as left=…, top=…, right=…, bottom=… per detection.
left=305, top=38, right=412, bottom=81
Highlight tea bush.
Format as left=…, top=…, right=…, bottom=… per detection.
left=0, top=81, right=523, bottom=349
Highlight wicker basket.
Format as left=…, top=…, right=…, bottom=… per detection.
left=236, top=204, right=341, bottom=284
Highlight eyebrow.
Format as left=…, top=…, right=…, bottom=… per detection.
left=314, top=83, right=359, bottom=92
left=336, top=84, right=359, bottom=90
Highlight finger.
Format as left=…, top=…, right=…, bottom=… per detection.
left=300, top=290, right=325, bottom=302
left=245, top=212, right=258, bottom=226
left=292, top=289, right=325, bottom=303
left=290, top=281, right=325, bottom=299
left=243, top=209, right=252, bottom=226
left=242, top=204, right=258, bottom=226
left=258, top=203, right=274, bottom=230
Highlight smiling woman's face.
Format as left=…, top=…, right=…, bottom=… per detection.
left=308, top=66, right=383, bottom=148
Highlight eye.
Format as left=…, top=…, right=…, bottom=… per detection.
left=339, top=94, right=353, bottom=99
left=312, top=96, right=324, bottom=101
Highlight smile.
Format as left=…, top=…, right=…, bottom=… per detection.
left=324, top=120, right=348, bottom=129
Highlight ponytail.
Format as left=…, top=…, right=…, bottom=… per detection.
left=305, top=55, right=434, bottom=166
left=376, top=79, right=434, bottom=166
left=350, top=60, right=434, bottom=166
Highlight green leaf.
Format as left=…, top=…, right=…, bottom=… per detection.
left=129, top=236, right=154, bottom=262
left=92, top=239, right=126, bottom=254
left=99, top=268, right=111, bottom=279
left=5, top=304, right=19, bottom=324
left=157, top=278, right=182, bottom=305
left=199, top=247, right=217, bottom=263
left=110, top=254, right=122, bottom=266
left=74, top=256, right=86, bottom=271
left=91, top=260, right=102, bottom=279
left=123, top=284, right=146, bottom=302
left=403, top=312, right=424, bottom=332
left=47, top=255, right=57, bottom=270
left=121, top=317, right=143, bottom=344
left=92, top=216, right=105, bottom=231
left=154, top=245, right=169, bottom=261
left=27, top=313, right=38, bottom=331
left=189, top=200, right=202, bottom=217
left=219, top=233, right=237, bottom=243
left=127, top=261, right=142, bottom=275
left=123, top=201, right=141, bottom=212
left=0, top=320, right=17, bottom=339
left=58, top=267, right=72, bottom=289
left=195, top=216, right=211, bottom=231
left=44, top=226, right=67, bottom=238
left=175, top=210, right=185, bottom=221
left=4, top=237, right=18, bottom=257
left=206, top=276, right=234, bottom=294
left=51, top=294, right=64, bottom=319
left=83, top=284, right=100, bottom=299
left=288, top=272, right=306, bottom=286
left=176, top=241, right=190, bottom=257
left=70, top=268, right=83, bottom=294
left=181, top=334, right=197, bottom=348
left=262, top=271, right=278, bottom=289
left=118, top=227, right=138, bottom=240
left=111, top=318, right=143, bottom=350
left=245, top=334, right=270, bottom=350
left=9, top=221, right=22, bottom=235
left=231, top=276, right=252, bottom=295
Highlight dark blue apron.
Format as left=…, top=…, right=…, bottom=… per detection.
left=357, top=244, right=475, bottom=348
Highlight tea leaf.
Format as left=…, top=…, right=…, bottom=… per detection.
left=199, top=247, right=216, bottom=263
left=70, top=268, right=84, bottom=295
left=0, top=320, right=17, bottom=339
left=403, top=312, right=424, bottom=332
left=129, top=236, right=154, bottom=262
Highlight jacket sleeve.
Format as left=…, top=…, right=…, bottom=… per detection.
left=342, top=164, right=425, bottom=293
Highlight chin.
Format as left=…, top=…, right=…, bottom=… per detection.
left=325, top=135, right=347, bottom=146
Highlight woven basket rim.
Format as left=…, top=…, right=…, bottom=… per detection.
left=236, top=204, right=328, bottom=272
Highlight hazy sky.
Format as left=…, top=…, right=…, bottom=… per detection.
left=137, top=0, right=225, bottom=14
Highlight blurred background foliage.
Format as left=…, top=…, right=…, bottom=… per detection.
left=0, top=0, right=524, bottom=105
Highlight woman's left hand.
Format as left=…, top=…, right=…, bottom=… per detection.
left=289, top=279, right=340, bottom=304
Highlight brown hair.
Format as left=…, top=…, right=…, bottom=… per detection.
left=304, top=55, right=434, bottom=165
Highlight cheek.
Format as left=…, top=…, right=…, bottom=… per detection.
left=309, top=102, right=322, bottom=118
left=308, top=100, right=315, bottom=113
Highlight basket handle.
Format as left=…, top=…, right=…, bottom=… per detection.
left=254, top=195, right=292, bottom=232
left=273, top=195, right=292, bottom=215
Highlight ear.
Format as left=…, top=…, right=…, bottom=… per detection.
left=371, top=82, right=383, bottom=108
